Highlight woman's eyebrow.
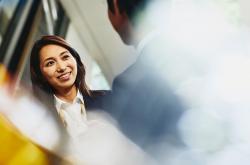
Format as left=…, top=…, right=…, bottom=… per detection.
left=59, top=50, right=69, bottom=56
left=43, top=57, right=54, bottom=62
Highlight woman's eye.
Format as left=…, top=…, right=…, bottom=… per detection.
left=62, top=55, right=70, bottom=60
left=45, top=61, right=54, bottom=67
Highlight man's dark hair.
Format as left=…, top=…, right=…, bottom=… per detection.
left=107, top=0, right=149, bottom=21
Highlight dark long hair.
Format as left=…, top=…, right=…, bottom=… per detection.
left=30, top=35, right=92, bottom=99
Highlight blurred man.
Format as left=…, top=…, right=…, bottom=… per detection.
left=105, top=0, right=185, bottom=159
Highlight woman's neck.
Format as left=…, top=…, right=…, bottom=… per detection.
left=54, top=85, right=77, bottom=103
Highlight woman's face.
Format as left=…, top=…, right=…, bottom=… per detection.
left=39, top=44, right=77, bottom=92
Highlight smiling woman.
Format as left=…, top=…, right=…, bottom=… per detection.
left=39, top=44, right=78, bottom=101
left=29, top=35, right=151, bottom=165
left=29, top=35, right=109, bottom=138
left=30, top=35, right=92, bottom=99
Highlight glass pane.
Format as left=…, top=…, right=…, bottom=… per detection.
left=0, top=0, right=19, bottom=46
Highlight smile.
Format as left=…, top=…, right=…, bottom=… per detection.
left=57, top=72, right=71, bottom=80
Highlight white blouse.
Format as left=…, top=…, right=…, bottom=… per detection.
left=54, top=91, right=88, bottom=138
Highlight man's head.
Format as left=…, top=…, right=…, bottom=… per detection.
left=107, top=0, right=149, bottom=21
left=107, top=0, right=149, bottom=45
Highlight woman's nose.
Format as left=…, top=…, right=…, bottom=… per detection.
left=56, top=61, right=66, bottom=72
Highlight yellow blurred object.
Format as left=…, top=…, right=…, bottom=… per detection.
left=0, top=64, right=9, bottom=86
left=0, top=114, right=69, bottom=165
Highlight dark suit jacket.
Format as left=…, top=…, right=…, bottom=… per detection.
left=104, top=35, right=185, bottom=154
left=83, top=90, right=109, bottom=110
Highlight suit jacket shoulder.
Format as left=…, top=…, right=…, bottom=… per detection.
left=83, top=90, right=111, bottom=110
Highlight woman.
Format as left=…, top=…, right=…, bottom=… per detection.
left=30, top=35, right=153, bottom=165
left=30, top=35, right=107, bottom=137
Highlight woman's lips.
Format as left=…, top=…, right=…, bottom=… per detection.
left=57, top=72, right=71, bottom=80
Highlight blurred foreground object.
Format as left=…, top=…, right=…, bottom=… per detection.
left=0, top=114, right=70, bottom=165
left=0, top=64, right=9, bottom=86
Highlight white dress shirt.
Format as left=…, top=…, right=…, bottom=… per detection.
left=54, top=91, right=88, bottom=138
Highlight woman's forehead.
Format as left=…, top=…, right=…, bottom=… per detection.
left=39, top=44, right=70, bottom=59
